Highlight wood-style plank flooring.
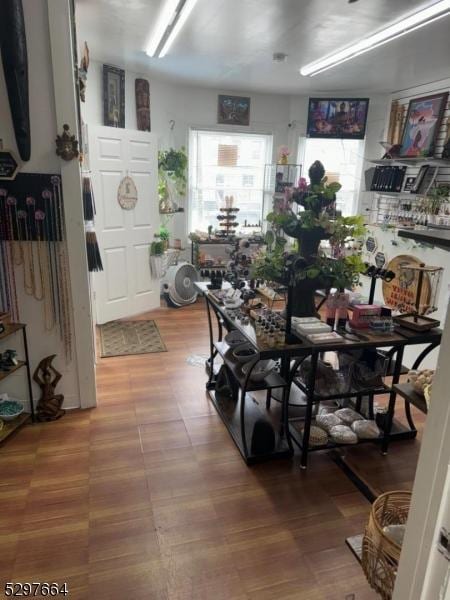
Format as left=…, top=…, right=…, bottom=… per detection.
left=0, top=300, right=425, bottom=599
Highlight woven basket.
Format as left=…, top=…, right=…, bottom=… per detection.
left=362, top=491, right=411, bottom=600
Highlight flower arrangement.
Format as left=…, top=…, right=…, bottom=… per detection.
left=252, top=160, right=365, bottom=316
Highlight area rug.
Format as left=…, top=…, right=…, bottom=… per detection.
left=99, top=320, right=167, bottom=357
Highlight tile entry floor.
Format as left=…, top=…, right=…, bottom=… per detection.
left=0, top=300, right=424, bottom=599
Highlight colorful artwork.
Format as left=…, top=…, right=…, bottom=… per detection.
left=217, top=95, right=250, bottom=126
left=399, top=93, right=448, bottom=158
left=307, top=98, right=369, bottom=139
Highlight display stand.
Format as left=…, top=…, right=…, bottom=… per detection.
left=0, top=323, right=35, bottom=442
left=196, top=282, right=442, bottom=471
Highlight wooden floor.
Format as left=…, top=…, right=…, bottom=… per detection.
left=0, top=300, right=425, bottom=599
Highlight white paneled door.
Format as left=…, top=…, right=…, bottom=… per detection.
left=88, top=126, right=159, bottom=325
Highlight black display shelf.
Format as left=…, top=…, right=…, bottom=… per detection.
left=214, top=341, right=287, bottom=392
left=398, top=227, right=450, bottom=250
left=292, top=377, right=390, bottom=403
left=208, top=390, right=292, bottom=464
left=393, top=383, right=428, bottom=414
left=289, top=416, right=415, bottom=453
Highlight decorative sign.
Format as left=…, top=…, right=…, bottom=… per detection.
left=382, top=255, right=431, bottom=313
left=0, top=150, right=19, bottom=180
left=375, top=252, right=386, bottom=268
left=365, top=236, right=377, bottom=254
left=117, top=176, right=138, bottom=210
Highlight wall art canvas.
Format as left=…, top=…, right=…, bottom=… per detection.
left=103, top=64, right=125, bottom=128
left=218, top=95, right=250, bottom=126
left=399, top=92, right=448, bottom=158
left=307, top=98, right=370, bottom=139
left=135, top=78, right=150, bottom=131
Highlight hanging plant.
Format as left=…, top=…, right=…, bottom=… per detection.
left=158, top=147, right=188, bottom=197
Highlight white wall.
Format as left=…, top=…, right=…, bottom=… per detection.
left=0, top=0, right=81, bottom=409
left=83, top=60, right=294, bottom=241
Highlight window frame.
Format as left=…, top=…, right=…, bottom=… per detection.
left=187, top=127, right=273, bottom=235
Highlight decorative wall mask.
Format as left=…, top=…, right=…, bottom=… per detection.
left=78, top=42, right=89, bottom=103
left=55, top=124, right=79, bottom=161
left=135, top=78, right=150, bottom=131
left=1, top=0, right=31, bottom=161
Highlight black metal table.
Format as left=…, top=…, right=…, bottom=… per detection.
left=196, top=282, right=441, bottom=469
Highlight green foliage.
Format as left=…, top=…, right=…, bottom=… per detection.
left=156, top=225, right=170, bottom=241
left=150, top=241, right=165, bottom=256
left=158, top=147, right=188, bottom=197
left=251, top=246, right=286, bottom=283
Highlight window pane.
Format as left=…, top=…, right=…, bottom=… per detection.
left=189, top=130, right=272, bottom=232
left=300, top=138, right=362, bottom=216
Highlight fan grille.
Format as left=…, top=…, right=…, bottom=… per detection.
left=173, top=264, right=198, bottom=302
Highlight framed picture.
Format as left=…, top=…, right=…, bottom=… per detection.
left=103, top=64, right=125, bottom=128
left=399, top=92, right=448, bottom=158
left=218, top=95, right=250, bottom=126
left=307, top=98, right=370, bottom=139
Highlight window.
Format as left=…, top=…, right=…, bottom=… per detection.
left=299, top=138, right=363, bottom=216
left=189, top=130, right=272, bottom=232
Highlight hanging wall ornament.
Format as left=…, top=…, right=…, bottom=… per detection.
left=0, top=149, right=19, bottom=180
left=118, top=176, right=138, bottom=210
left=135, top=78, right=151, bottom=132
left=1, top=0, right=31, bottom=161
left=55, top=124, right=79, bottom=161
left=78, top=42, right=89, bottom=103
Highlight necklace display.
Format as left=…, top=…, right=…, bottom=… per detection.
left=0, top=174, right=73, bottom=361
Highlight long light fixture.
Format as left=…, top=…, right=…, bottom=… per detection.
left=145, top=0, right=198, bottom=58
left=300, top=0, right=450, bottom=77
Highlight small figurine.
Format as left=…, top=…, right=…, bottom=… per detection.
left=33, top=355, right=65, bottom=422
left=0, top=349, right=19, bottom=371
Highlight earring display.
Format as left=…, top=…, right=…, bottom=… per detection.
left=82, top=176, right=103, bottom=273
left=0, top=174, right=73, bottom=360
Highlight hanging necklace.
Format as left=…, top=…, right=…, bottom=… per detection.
left=2, top=195, right=20, bottom=321
left=33, top=211, right=45, bottom=301
left=42, top=189, right=58, bottom=327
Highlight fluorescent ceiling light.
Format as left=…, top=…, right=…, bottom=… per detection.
left=300, top=0, right=450, bottom=77
left=145, top=0, right=198, bottom=58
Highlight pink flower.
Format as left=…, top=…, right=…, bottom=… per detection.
left=298, top=177, right=308, bottom=191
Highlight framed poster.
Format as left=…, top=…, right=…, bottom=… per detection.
left=103, top=64, right=125, bottom=128
left=307, top=98, right=369, bottom=139
left=218, top=95, right=250, bottom=126
left=399, top=92, right=448, bottom=158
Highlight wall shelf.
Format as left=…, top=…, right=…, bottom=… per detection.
left=368, top=157, right=450, bottom=167
left=0, top=322, right=35, bottom=441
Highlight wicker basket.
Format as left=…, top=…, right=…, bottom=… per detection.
left=362, top=491, right=411, bottom=600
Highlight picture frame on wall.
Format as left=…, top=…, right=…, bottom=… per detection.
left=103, top=64, right=125, bottom=128
left=306, top=98, right=370, bottom=139
left=399, top=92, right=448, bottom=158
left=217, top=95, right=250, bottom=126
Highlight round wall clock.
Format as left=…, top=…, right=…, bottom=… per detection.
left=118, top=176, right=138, bottom=210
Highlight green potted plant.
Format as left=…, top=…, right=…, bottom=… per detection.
left=158, top=147, right=188, bottom=214
left=252, top=161, right=365, bottom=317
left=149, top=238, right=166, bottom=279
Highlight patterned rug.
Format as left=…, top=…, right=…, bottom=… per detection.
left=99, top=320, right=167, bottom=357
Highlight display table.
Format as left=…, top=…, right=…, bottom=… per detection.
left=196, top=282, right=441, bottom=468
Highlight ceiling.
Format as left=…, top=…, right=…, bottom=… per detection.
left=75, top=0, right=450, bottom=95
